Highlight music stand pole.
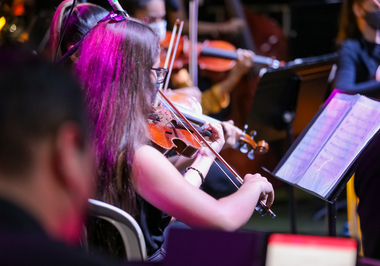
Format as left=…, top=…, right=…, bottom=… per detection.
left=327, top=200, right=337, bottom=236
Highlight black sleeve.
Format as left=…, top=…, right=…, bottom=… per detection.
left=334, top=40, right=380, bottom=94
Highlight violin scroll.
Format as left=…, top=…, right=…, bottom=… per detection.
left=232, top=125, right=269, bottom=160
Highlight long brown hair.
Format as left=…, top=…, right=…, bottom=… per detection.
left=75, top=17, right=159, bottom=216
left=337, top=0, right=366, bottom=45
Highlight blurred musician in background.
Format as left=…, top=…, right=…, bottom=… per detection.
left=335, top=0, right=380, bottom=97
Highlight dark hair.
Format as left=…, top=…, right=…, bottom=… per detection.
left=337, top=0, right=366, bottom=45
left=61, top=3, right=109, bottom=54
left=75, top=17, right=159, bottom=216
left=47, top=1, right=108, bottom=61
left=0, top=44, right=89, bottom=177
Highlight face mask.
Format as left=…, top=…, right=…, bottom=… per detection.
left=364, top=10, right=380, bottom=30
left=149, top=20, right=167, bottom=42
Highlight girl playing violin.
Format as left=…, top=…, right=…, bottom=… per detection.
left=74, top=12, right=274, bottom=261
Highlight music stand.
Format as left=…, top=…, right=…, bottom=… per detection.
left=245, top=53, right=338, bottom=235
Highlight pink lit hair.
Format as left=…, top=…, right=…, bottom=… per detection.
left=75, top=17, right=159, bottom=215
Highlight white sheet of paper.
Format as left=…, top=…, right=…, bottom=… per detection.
left=298, top=96, right=380, bottom=196
left=275, top=93, right=357, bottom=183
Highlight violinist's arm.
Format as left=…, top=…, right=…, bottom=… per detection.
left=132, top=146, right=274, bottom=231
left=218, top=49, right=255, bottom=95
left=201, top=49, right=254, bottom=115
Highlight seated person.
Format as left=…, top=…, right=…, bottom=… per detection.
left=0, top=44, right=120, bottom=265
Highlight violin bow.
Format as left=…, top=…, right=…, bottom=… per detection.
left=153, top=20, right=183, bottom=108
left=158, top=19, right=275, bottom=218
left=189, top=0, right=198, bottom=87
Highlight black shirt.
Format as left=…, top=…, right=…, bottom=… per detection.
left=136, top=198, right=171, bottom=257
left=0, top=197, right=121, bottom=266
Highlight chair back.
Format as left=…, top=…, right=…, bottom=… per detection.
left=87, top=199, right=147, bottom=261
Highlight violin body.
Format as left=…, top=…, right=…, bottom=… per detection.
left=148, top=120, right=202, bottom=158
left=148, top=106, right=208, bottom=158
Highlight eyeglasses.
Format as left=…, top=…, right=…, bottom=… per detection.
left=151, top=68, right=168, bottom=84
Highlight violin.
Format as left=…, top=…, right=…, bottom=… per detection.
left=148, top=106, right=211, bottom=158
left=160, top=32, right=285, bottom=72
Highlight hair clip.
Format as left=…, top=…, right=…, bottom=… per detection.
left=100, top=10, right=129, bottom=23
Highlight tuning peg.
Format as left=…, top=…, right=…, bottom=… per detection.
left=242, top=124, right=248, bottom=134
left=247, top=149, right=255, bottom=160
left=249, top=130, right=257, bottom=138
left=240, top=143, right=249, bottom=153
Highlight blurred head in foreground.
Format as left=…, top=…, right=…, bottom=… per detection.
left=0, top=44, right=94, bottom=245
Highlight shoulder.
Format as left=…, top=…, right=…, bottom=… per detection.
left=134, top=145, right=169, bottom=163
left=133, top=145, right=179, bottom=181
left=338, top=38, right=364, bottom=64
left=339, top=38, right=363, bottom=54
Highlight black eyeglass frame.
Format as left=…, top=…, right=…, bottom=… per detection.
left=151, top=67, right=169, bottom=84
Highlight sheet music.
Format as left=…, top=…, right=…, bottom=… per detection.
left=298, top=96, right=380, bottom=196
left=275, top=93, right=357, bottom=183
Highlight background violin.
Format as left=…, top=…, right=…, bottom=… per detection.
left=160, top=32, right=285, bottom=72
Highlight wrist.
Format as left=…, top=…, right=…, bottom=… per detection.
left=196, top=150, right=216, bottom=162
left=184, top=166, right=205, bottom=186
